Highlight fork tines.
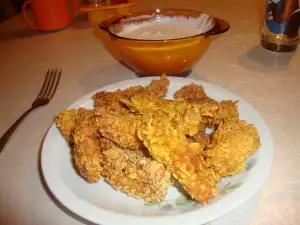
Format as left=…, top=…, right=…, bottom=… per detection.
left=38, top=69, right=62, bottom=100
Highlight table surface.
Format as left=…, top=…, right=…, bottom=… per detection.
left=1, top=0, right=300, bottom=224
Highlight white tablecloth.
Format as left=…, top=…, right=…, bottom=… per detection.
left=1, top=0, right=300, bottom=224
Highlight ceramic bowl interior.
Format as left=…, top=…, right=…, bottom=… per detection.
left=106, top=10, right=216, bottom=40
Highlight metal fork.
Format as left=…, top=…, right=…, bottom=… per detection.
left=0, top=69, right=61, bottom=153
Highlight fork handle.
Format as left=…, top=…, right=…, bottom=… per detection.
left=0, top=108, right=34, bottom=153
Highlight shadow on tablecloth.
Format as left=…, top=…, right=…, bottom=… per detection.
left=70, top=14, right=91, bottom=30
left=0, top=14, right=90, bottom=42
left=0, top=28, right=49, bottom=42
left=238, top=45, right=296, bottom=73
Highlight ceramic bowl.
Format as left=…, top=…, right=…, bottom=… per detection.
left=99, top=8, right=230, bottom=76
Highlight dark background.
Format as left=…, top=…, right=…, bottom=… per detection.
left=0, top=0, right=26, bottom=22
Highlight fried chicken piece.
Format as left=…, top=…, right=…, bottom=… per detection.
left=56, top=108, right=103, bottom=183
left=205, top=119, right=261, bottom=177
left=101, top=145, right=171, bottom=202
left=123, top=95, right=238, bottom=121
left=122, top=95, right=239, bottom=136
left=137, top=114, right=219, bottom=204
left=98, top=137, right=171, bottom=202
left=122, top=96, right=206, bottom=137
left=172, top=143, right=219, bottom=203
left=174, top=83, right=208, bottom=101
left=94, top=106, right=143, bottom=150
left=93, top=89, right=138, bottom=113
left=122, top=95, right=187, bottom=115
left=178, top=98, right=239, bottom=129
left=93, top=74, right=169, bottom=109
left=56, top=109, right=78, bottom=144
left=204, top=100, right=239, bottom=126
left=183, top=98, right=239, bottom=126
left=174, top=83, right=240, bottom=126
left=143, top=74, right=170, bottom=98
left=72, top=108, right=104, bottom=183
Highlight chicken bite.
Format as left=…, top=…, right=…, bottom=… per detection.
left=93, top=74, right=170, bottom=109
left=137, top=114, right=219, bottom=204
left=174, top=83, right=239, bottom=126
left=56, top=108, right=104, bottom=183
left=101, top=146, right=171, bottom=202
left=94, top=106, right=143, bottom=150
left=205, top=119, right=261, bottom=177
left=56, top=109, right=78, bottom=144
left=174, top=83, right=208, bottom=101
left=72, top=108, right=103, bottom=183
left=92, top=75, right=170, bottom=150
left=122, top=95, right=239, bottom=136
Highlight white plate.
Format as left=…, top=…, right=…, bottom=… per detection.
left=41, top=77, right=273, bottom=225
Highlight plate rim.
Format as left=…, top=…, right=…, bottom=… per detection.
left=41, top=76, right=274, bottom=225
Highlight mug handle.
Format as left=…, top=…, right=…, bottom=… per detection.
left=204, top=18, right=230, bottom=36
left=70, top=0, right=78, bottom=19
left=22, top=1, right=39, bottom=30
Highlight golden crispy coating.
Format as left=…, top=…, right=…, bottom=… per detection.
left=174, top=83, right=239, bottom=126
left=173, top=82, right=238, bottom=128
left=122, top=96, right=203, bottom=137
left=72, top=108, right=103, bottom=183
left=56, top=108, right=171, bottom=201
left=122, top=95, right=239, bottom=136
left=94, top=107, right=143, bottom=150
left=205, top=119, right=261, bottom=177
left=137, top=114, right=219, bottom=204
left=143, top=74, right=170, bottom=99
left=56, top=108, right=103, bottom=183
left=123, top=95, right=238, bottom=122
left=56, top=109, right=78, bottom=144
left=174, top=83, right=208, bottom=101
left=92, top=75, right=170, bottom=150
left=93, top=88, right=141, bottom=112
left=186, top=99, right=239, bottom=126
left=93, top=74, right=169, bottom=109
left=101, top=146, right=171, bottom=202
left=122, top=95, right=187, bottom=115
left=172, top=143, right=219, bottom=203
left=205, top=100, right=240, bottom=126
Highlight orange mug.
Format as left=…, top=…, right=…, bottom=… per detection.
left=22, top=0, right=77, bottom=31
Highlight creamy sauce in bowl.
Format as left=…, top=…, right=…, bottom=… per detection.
left=118, top=23, right=204, bottom=40
left=117, top=15, right=214, bottom=40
